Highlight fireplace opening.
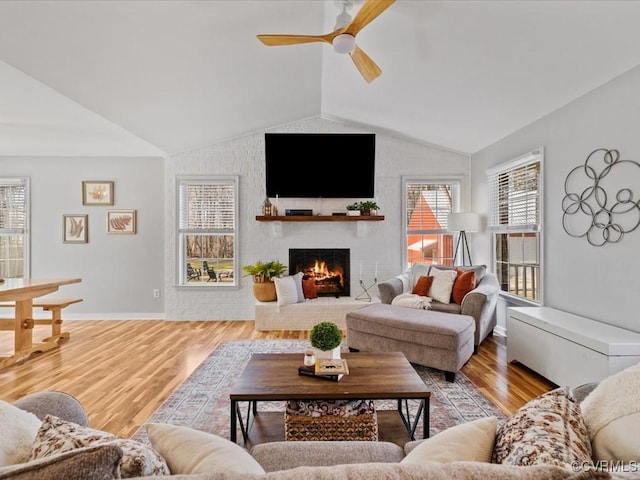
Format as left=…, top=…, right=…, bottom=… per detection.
left=289, top=248, right=350, bottom=297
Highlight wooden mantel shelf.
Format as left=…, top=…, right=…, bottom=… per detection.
left=256, top=215, right=384, bottom=222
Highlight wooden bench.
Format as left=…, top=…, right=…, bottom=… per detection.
left=0, top=298, right=83, bottom=344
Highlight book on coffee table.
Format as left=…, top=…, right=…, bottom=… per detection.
left=315, top=358, right=349, bottom=375
left=298, top=365, right=345, bottom=382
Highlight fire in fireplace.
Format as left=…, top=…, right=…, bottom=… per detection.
left=289, top=248, right=350, bottom=297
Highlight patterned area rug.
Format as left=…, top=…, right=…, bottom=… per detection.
left=132, top=339, right=505, bottom=444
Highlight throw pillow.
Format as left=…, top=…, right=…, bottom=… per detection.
left=451, top=268, right=476, bottom=304
left=411, top=275, right=433, bottom=297
left=0, top=400, right=42, bottom=467
left=0, top=445, right=122, bottom=480
left=391, top=293, right=431, bottom=310
left=427, top=268, right=458, bottom=304
left=145, top=423, right=265, bottom=475
left=274, top=272, right=304, bottom=306
left=302, top=277, right=318, bottom=299
left=401, top=416, right=497, bottom=464
left=492, top=387, right=592, bottom=469
left=29, top=415, right=169, bottom=478
left=580, top=361, right=640, bottom=462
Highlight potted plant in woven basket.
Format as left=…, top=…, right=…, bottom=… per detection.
left=242, top=260, right=287, bottom=302
left=310, top=321, right=343, bottom=359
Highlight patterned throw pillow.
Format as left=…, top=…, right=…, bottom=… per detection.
left=29, top=415, right=169, bottom=478
left=492, top=387, right=593, bottom=469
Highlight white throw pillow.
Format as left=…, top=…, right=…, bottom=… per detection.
left=0, top=400, right=42, bottom=467
left=274, top=272, right=303, bottom=306
left=146, top=423, right=266, bottom=475
left=427, top=268, right=458, bottom=304
left=401, top=416, right=497, bottom=464
left=581, top=361, right=640, bottom=461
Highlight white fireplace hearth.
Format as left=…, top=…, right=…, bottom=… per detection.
left=254, top=296, right=380, bottom=331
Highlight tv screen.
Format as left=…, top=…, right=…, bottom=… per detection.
left=265, top=133, right=375, bottom=198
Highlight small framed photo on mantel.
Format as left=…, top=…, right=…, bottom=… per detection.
left=63, top=214, right=88, bottom=244
left=82, top=181, right=114, bottom=205
left=107, top=209, right=136, bottom=234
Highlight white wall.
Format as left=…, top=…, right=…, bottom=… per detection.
left=470, top=65, right=640, bottom=333
left=1, top=156, right=165, bottom=319
left=165, top=117, right=471, bottom=320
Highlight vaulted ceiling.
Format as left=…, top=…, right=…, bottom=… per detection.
left=1, top=0, right=639, bottom=157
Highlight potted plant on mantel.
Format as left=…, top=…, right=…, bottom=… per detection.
left=242, top=260, right=287, bottom=302
left=310, top=321, right=343, bottom=359
left=346, top=202, right=361, bottom=216
left=358, top=200, right=379, bottom=216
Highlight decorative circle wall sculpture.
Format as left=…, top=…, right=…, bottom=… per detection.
left=562, top=148, right=640, bottom=246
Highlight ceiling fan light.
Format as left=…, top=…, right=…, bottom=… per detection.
left=333, top=34, right=356, bottom=54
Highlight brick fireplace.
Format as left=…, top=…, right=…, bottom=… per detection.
left=289, top=248, right=350, bottom=297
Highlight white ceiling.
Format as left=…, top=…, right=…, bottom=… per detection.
left=1, top=0, right=639, bottom=157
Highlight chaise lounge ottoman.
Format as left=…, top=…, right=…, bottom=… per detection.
left=346, top=303, right=475, bottom=381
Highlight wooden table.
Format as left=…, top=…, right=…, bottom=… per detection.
left=229, top=352, right=430, bottom=446
left=0, top=278, right=81, bottom=369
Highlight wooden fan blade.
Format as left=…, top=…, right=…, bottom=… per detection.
left=344, top=0, right=396, bottom=37
left=257, top=33, right=333, bottom=46
left=349, top=44, right=382, bottom=83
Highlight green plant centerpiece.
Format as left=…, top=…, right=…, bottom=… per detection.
left=310, top=321, right=343, bottom=359
left=242, top=260, right=287, bottom=302
left=346, top=202, right=361, bottom=216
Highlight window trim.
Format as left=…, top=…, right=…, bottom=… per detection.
left=488, top=148, right=544, bottom=304
left=402, top=175, right=463, bottom=269
left=0, top=177, right=30, bottom=279
left=175, top=175, right=239, bottom=288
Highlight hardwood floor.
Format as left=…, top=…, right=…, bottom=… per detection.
left=0, top=320, right=556, bottom=438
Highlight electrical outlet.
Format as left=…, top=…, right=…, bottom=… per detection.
left=153, top=289, right=160, bottom=298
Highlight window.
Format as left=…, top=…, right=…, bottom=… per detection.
left=177, top=176, right=238, bottom=286
left=403, top=178, right=460, bottom=269
left=487, top=148, right=543, bottom=302
left=0, top=177, right=30, bottom=279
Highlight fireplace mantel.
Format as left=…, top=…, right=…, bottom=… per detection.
left=256, top=215, right=384, bottom=222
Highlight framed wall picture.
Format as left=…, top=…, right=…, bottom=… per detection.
left=63, top=214, right=88, bottom=243
left=82, top=181, right=114, bottom=205
left=107, top=209, right=136, bottom=234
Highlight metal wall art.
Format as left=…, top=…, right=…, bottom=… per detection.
left=562, top=148, right=640, bottom=246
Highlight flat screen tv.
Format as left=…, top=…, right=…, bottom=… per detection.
left=265, top=133, right=375, bottom=198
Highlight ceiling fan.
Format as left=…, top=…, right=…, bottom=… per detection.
left=257, top=0, right=396, bottom=84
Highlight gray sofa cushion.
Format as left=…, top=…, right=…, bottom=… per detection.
left=13, top=391, right=89, bottom=427
left=250, top=441, right=404, bottom=472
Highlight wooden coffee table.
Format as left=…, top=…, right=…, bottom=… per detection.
left=229, top=352, right=430, bottom=446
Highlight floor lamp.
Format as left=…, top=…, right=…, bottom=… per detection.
left=447, top=213, right=482, bottom=266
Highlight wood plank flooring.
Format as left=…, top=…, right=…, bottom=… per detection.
left=0, top=320, right=556, bottom=438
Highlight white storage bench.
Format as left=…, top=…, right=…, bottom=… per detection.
left=254, top=296, right=380, bottom=331
left=507, top=306, right=640, bottom=388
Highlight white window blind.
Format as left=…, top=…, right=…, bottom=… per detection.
left=487, top=150, right=541, bottom=231
left=0, top=177, right=29, bottom=278
left=178, top=181, right=235, bottom=232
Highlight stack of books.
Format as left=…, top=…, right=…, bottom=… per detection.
left=298, top=358, right=349, bottom=382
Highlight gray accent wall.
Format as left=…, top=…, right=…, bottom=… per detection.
left=470, top=65, right=640, bottom=333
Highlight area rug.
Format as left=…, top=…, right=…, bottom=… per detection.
left=131, top=339, right=505, bottom=444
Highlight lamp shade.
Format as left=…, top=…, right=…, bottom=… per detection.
left=447, top=212, right=482, bottom=232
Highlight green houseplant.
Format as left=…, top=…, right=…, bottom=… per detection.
left=310, top=321, right=343, bottom=359
left=346, top=202, right=361, bottom=216
left=242, top=260, right=287, bottom=302
left=358, top=200, right=379, bottom=216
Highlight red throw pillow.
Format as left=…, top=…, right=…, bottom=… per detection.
left=412, top=275, right=434, bottom=297
left=302, top=278, right=318, bottom=299
left=452, top=268, right=477, bottom=304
